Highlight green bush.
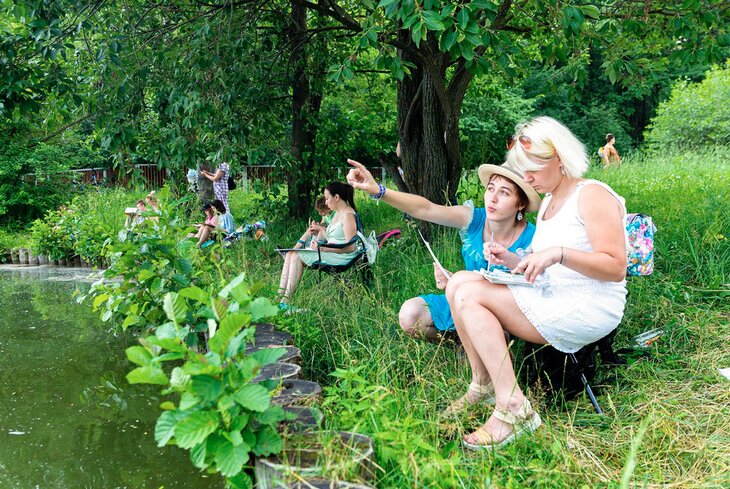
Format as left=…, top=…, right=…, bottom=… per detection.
left=29, top=210, right=74, bottom=260
left=0, top=129, right=102, bottom=223
left=644, top=64, right=730, bottom=150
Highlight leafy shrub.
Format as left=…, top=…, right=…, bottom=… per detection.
left=29, top=210, right=73, bottom=260
left=460, top=82, right=535, bottom=169
left=0, top=129, right=101, bottom=223
left=79, top=191, right=286, bottom=488
left=644, top=64, right=730, bottom=150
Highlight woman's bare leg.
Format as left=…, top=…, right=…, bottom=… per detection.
left=279, top=252, right=294, bottom=296
left=449, top=278, right=546, bottom=444
left=196, top=226, right=212, bottom=247
left=398, top=298, right=440, bottom=340
left=282, top=253, right=304, bottom=302
left=446, top=272, right=494, bottom=388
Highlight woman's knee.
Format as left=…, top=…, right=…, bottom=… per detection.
left=446, top=270, right=481, bottom=305
left=398, top=298, right=430, bottom=335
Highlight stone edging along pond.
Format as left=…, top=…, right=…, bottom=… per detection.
left=250, top=323, right=377, bottom=489
left=4, top=248, right=106, bottom=268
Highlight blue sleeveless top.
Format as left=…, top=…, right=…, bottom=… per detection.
left=459, top=200, right=535, bottom=272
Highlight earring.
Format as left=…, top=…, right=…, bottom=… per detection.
left=517, top=210, right=523, bottom=221
left=560, top=165, right=566, bottom=175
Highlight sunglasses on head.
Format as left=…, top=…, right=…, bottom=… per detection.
left=507, top=134, right=532, bottom=150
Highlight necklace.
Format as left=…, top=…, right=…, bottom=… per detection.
left=487, top=223, right=519, bottom=247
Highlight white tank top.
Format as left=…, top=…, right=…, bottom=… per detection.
left=531, top=179, right=627, bottom=284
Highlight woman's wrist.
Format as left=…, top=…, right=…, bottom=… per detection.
left=369, top=183, right=386, bottom=200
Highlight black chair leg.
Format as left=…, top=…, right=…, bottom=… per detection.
left=569, top=353, right=603, bottom=414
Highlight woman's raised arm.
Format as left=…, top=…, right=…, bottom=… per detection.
left=346, top=159, right=470, bottom=228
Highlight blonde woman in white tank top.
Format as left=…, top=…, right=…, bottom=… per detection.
left=445, top=117, right=628, bottom=450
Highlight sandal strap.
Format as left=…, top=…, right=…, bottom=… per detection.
left=468, top=382, right=495, bottom=396
left=493, top=399, right=534, bottom=426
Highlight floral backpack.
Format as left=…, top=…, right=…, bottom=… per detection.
left=626, top=213, right=656, bottom=276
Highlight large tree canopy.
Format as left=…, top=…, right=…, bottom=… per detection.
left=1, top=0, right=727, bottom=210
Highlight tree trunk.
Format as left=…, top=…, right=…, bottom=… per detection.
left=396, top=33, right=466, bottom=208
left=287, top=1, right=320, bottom=218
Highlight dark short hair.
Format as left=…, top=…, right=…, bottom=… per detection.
left=211, top=199, right=227, bottom=214
left=136, top=200, right=146, bottom=206
left=201, top=202, right=213, bottom=213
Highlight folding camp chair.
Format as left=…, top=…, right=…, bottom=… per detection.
left=287, top=214, right=376, bottom=286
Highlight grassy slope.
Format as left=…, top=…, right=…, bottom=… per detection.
left=235, top=149, right=729, bottom=488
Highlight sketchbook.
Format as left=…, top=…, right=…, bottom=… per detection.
left=275, top=247, right=318, bottom=253
left=479, top=268, right=533, bottom=287
left=416, top=229, right=451, bottom=279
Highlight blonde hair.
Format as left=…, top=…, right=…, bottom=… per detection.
left=505, top=116, right=588, bottom=178
left=146, top=191, right=158, bottom=205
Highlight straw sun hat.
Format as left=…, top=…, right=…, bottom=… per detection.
left=477, top=163, right=541, bottom=213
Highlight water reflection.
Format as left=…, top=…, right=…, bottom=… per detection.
left=0, top=266, right=221, bottom=488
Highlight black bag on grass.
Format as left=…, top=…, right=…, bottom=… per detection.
left=520, top=342, right=597, bottom=401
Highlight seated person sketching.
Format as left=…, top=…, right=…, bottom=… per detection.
left=277, top=183, right=359, bottom=309
left=292, top=196, right=334, bottom=250
left=443, top=116, right=627, bottom=451
left=145, top=191, right=161, bottom=222
left=211, top=199, right=235, bottom=237
left=346, top=159, right=540, bottom=341
left=189, top=202, right=217, bottom=247
left=124, top=200, right=147, bottom=228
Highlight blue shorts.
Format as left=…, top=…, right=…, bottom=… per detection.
left=419, top=293, right=455, bottom=332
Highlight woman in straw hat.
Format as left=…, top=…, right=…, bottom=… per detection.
left=442, top=116, right=628, bottom=450
left=345, top=158, right=541, bottom=345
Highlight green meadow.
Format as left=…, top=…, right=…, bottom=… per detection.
left=230, top=149, right=729, bottom=488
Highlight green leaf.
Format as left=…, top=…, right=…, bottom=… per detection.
left=92, top=293, right=109, bottom=309
left=233, top=384, right=271, bottom=412
left=218, top=273, right=246, bottom=299
left=190, top=441, right=209, bottom=469
left=180, top=392, right=201, bottom=410
left=227, top=472, right=253, bottom=489
left=179, top=285, right=209, bottom=303
left=137, top=268, right=155, bottom=282
left=174, top=410, right=220, bottom=449
left=252, top=426, right=282, bottom=457
left=125, top=345, right=152, bottom=366
left=127, top=366, right=169, bottom=385
left=579, top=5, right=600, bottom=20
left=251, top=347, right=286, bottom=367
left=163, top=292, right=187, bottom=325
left=170, top=367, right=191, bottom=390
left=422, top=10, right=445, bottom=31
left=191, top=375, right=224, bottom=402
left=248, top=298, right=278, bottom=322
left=457, top=8, right=469, bottom=29
left=215, top=438, right=250, bottom=477
left=253, top=405, right=288, bottom=425
left=155, top=410, right=183, bottom=447
left=210, top=312, right=248, bottom=355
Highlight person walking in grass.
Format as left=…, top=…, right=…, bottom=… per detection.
left=439, top=116, right=627, bottom=450
left=345, top=159, right=540, bottom=342
left=601, top=133, right=621, bottom=168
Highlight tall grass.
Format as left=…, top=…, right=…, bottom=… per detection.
left=240, top=148, right=729, bottom=488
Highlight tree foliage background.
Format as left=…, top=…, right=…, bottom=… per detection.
left=0, top=0, right=728, bottom=219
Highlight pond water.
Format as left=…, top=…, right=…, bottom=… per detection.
left=0, top=266, right=221, bottom=488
